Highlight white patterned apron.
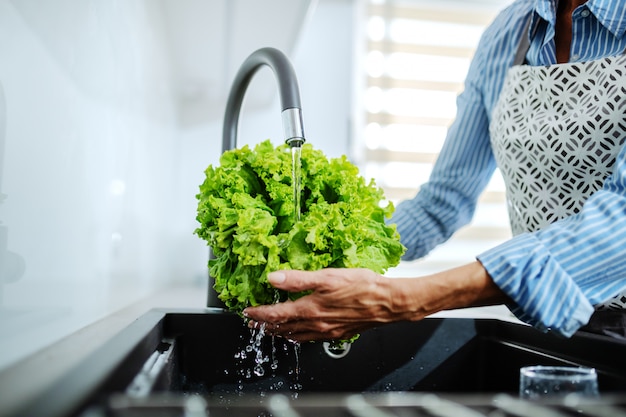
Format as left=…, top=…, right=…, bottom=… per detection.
left=489, top=22, right=626, bottom=312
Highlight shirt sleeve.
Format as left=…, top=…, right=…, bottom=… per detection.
left=478, top=144, right=626, bottom=337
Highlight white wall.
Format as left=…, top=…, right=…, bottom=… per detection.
left=0, top=0, right=185, bottom=371
left=0, top=0, right=356, bottom=371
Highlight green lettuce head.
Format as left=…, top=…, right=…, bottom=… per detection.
left=195, top=140, right=405, bottom=314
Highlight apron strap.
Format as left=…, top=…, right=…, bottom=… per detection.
left=513, top=15, right=533, bottom=66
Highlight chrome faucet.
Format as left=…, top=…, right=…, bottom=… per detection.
left=222, top=47, right=306, bottom=152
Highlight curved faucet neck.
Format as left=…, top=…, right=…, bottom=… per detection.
left=222, top=47, right=306, bottom=152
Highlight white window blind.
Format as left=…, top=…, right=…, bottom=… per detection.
left=355, top=0, right=513, bottom=271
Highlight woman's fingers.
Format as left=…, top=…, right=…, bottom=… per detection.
left=243, top=268, right=390, bottom=342
left=266, top=269, right=326, bottom=292
left=248, top=318, right=363, bottom=343
left=244, top=298, right=300, bottom=324
left=243, top=269, right=332, bottom=321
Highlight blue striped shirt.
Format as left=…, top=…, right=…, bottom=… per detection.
left=392, top=0, right=626, bottom=336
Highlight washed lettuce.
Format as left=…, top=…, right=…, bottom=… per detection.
left=195, top=140, right=406, bottom=314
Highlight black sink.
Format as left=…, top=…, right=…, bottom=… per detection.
left=160, top=310, right=626, bottom=395
left=14, top=309, right=626, bottom=417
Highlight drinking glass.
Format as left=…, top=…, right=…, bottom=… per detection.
left=519, top=366, right=599, bottom=399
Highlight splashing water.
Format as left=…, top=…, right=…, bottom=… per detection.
left=231, top=320, right=303, bottom=396
left=245, top=323, right=269, bottom=377
left=289, top=342, right=303, bottom=393
left=270, top=335, right=279, bottom=373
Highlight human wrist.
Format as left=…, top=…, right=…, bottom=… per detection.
left=385, top=276, right=431, bottom=322
left=385, top=261, right=508, bottom=322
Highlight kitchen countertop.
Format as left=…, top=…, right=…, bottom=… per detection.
left=0, top=284, right=207, bottom=417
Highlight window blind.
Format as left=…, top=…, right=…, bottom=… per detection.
left=355, top=0, right=513, bottom=268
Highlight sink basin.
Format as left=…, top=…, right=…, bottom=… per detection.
left=158, top=310, right=626, bottom=395
left=15, top=309, right=626, bottom=417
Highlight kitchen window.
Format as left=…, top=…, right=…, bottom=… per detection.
left=353, top=0, right=513, bottom=272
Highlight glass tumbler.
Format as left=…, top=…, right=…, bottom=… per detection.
left=519, top=366, right=599, bottom=399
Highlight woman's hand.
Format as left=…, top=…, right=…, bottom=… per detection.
left=243, top=262, right=508, bottom=343
left=243, top=268, right=410, bottom=342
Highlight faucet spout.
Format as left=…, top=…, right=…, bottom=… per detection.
left=222, top=47, right=306, bottom=152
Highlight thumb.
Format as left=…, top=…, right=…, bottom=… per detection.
left=267, top=270, right=321, bottom=292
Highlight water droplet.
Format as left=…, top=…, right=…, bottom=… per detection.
left=254, top=365, right=265, bottom=377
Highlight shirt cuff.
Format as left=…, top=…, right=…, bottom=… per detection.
left=477, top=233, right=594, bottom=337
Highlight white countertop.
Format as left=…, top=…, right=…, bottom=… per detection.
left=0, top=284, right=207, bottom=417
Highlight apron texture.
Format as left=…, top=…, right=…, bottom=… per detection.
left=489, top=21, right=626, bottom=315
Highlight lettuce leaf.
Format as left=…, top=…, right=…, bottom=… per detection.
left=195, top=140, right=406, bottom=315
